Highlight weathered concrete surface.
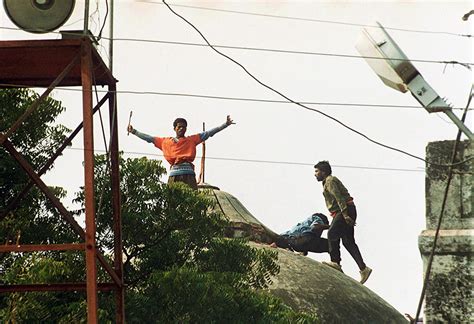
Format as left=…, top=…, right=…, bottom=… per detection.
left=200, top=184, right=407, bottom=323
left=200, top=184, right=279, bottom=244
left=257, top=243, right=407, bottom=323
left=425, top=140, right=473, bottom=229
left=420, top=140, right=473, bottom=323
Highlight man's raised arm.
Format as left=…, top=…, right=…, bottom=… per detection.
left=200, top=115, right=234, bottom=141
left=127, top=124, right=154, bottom=143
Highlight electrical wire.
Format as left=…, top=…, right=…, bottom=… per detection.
left=138, top=0, right=473, bottom=39
left=65, top=147, right=424, bottom=173
left=91, top=66, right=111, bottom=219
left=161, top=0, right=472, bottom=168
left=0, top=26, right=472, bottom=67
left=96, top=36, right=474, bottom=67
left=0, top=84, right=470, bottom=112
left=97, top=0, right=109, bottom=40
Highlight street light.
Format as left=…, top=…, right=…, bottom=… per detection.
left=356, top=22, right=473, bottom=140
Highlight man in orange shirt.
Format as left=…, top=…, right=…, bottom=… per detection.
left=128, top=115, right=234, bottom=189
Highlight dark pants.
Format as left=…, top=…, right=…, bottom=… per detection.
left=275, top=232, right=329, bottom=253
left=327, top=204, right=366, bottom=270
left=168, top=174, right=198, bottom=190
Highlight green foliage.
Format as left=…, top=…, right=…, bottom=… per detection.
left=126, top=267, right=317, bottom=324
left=0, top=88, right=68, bottom=172
left=0, top=253, right=91, bottom=323
left=0, top=89, right=74, bottom=282
left=194, top=237, right=279, bottom=289
left=0, top=88, right=317, bottom=322
left=0, top=88, right=73, bottom=247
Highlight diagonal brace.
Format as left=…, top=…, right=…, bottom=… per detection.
left=0, top=92, right=111, bottom=222
left=0, top=53, right=81, bottom=146
left=2, top=139, right=122, bottom=287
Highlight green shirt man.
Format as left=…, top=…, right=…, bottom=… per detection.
left=314, top=160, right=372, bottom=284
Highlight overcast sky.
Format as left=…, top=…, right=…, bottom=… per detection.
left=1, top=0, right=472, bottom=316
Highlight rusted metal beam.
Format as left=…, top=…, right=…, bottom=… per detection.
left=0, top=93, right=110, bottom=222
left=0, top=39, right=116, bottom=87
left=81, top=38, right=98, bottom=324
left=3, top=139, right=86, bottom=235
left=0, top=243, right=84, bottom=253
left=0, top=53, right=80, bottom=146
left=0, top=283, right=116, bottom=293
left=1, top=139, right=122, bottom=287
left=108, top=83, right=125, bottom=324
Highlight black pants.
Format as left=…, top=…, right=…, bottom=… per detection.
left=327, top=205, right=366, bottom=270
left=275, top=232, right=329, bottom=253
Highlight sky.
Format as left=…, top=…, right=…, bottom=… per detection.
left=1, top=0, right=472, bottom=316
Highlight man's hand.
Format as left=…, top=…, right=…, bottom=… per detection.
left=344, top=216, right=355, bottom=226
left=127, top=124, right=134, bottom=134
left=226, top=115, right=235, bottom=126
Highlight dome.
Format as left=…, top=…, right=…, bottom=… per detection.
left=199, top=184, right=407, bottom=323
left=199, top=183, right=279, bottom=244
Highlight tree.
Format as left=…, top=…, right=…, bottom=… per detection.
left=81, top=154, right=316, bottom=322
left=0, top=88, right=317, bottom=323
left=0, top=88, right=87, bottom=322
left=0, top=88, right=73, bottom=247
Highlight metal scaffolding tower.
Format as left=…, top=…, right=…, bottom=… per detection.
left=0, top=38, right=124, bottom=324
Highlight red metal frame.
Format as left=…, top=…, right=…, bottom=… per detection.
left=0, top=38, right=124, bottom=324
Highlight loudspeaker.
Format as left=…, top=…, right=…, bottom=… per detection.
left=4, top=0, right=76, bottom=33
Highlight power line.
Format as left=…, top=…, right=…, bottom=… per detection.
left=91, top=37, right=474, bottom=67
left=161, top=0, right=473, bottom=168
left=97, top=0, right=109, bottom=40
left=0, top=83, right=470, bottom=112
left=1, top=26, right=472, bottom=67
left=137, top=0, right=473, bottom=39
left=65, top=147, right=424, bottom=173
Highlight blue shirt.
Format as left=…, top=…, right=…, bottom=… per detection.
left=282, top=213, right=328, bottom=236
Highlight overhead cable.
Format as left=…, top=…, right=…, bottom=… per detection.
left=0, top=26, right=472, bottom=67
left=161, top=0, right=473, bottom=168
left=65, top=147, right=424, bottom=173
left=138, top=0, right=473, bottom=39
left=95, top=36, right=474, bottom=67
left=97, top=0, right=109, bottom=40
left=0, top=83, right=469, bottom=112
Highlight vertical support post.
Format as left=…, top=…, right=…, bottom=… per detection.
left=84, top=0, right=90, bottom=35
left=109, top=83, right=125, bottom=323
left=109, top=0, right=115, bottom=73
left=81, top=38, right=98, bottom=324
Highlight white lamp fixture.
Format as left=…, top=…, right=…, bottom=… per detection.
left=356, top=22, right=473, bottom=140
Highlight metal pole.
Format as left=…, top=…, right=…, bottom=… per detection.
left=202, top=122, right=206, bottom=183
left=109, top=0, right=114, bottom=73
left=81, top=38, right=98, bottom=324
left=84, top=0, right=90, bottom=34
left=443, top=110, right=474, bottom=140
left=109, top=82, right=125, bottom=324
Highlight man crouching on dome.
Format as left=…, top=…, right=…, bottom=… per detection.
left=270, top=213, right=330, bottom=255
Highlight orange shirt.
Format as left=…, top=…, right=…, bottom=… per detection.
left=153, top=134, right=202, bottom=166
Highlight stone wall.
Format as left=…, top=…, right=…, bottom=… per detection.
left=419, top=140, right=473, bottom=322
